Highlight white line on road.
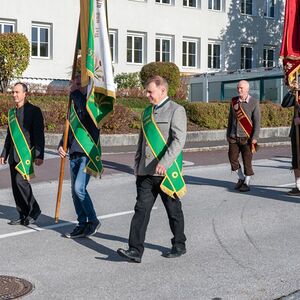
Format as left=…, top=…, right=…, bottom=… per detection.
left=0, top=208, right=157, bottom=240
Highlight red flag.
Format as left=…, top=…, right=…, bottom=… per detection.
left=280, top=0, right=300, bottom=86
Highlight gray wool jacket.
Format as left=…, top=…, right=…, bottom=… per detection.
left=226, top=96, right=261, bottom=140
left=134, top=98, right=187, bottom=176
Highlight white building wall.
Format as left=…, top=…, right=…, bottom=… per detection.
left=0, top=0, right=285, bottom=80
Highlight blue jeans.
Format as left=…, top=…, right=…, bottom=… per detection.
left=70, top=155, right=98, bottom=226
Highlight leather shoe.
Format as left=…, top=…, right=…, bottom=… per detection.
left=117, top=248, right=141, bottom=263
left=8, top=218, right=24, bottom=225
left=234, top=179, right=244, bottom=190
left=239, top=183, right=250, bottom=192
left=163, top=247, right=186, bottom=258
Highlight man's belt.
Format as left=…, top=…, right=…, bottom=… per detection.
left=69, top=103, right=102, bottom=177
left=142, top=105, right=186, bottom=199
left=8, top=108, right=34, bottom=180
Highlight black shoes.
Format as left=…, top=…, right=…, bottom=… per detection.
left=239, top=183, right=250, bottom=192
left=117, top=248, right=142, bottom=263
left=163, top=247, right=186, bottom=258
left=64, top=225, right=86, bottom=239
left=83, top=219, right=101, bottom=237
left=287, top=187, right=300, bottom=196
left=65, top=219, right=101, bottom=239
left=8, top=218, right=24, bottom=225
left=234, top=179, right=244, bottom=190
left=23, top=209, right=42, bottom=226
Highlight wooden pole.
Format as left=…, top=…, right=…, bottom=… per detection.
left=54, top=23, right=80, bottom=223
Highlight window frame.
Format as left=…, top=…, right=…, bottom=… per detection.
left=126, top=32, right=145, bottom=65
left=31, top=23, right=51, bottom=59
left=241, top=0, right=253, bottom=15
left=208, top=0, right=222, bottom=11
left=182, top=38, right=198, bottom=68
left=155, top=0, right=172, bottom=5
left=155, top=36, right=172, bottom=62
left=183, top=0, right=198, bottom=8
left=207, top=42, right=221, bottom=70
left=0, top=20, right=16, bottom=33
left=263, top=47, right=275, bottom=68
left=264, top=0, right=275, bottom=18
left=240, top=44, right=253, bottom=70
left=109, top=30, right=117, bottom=63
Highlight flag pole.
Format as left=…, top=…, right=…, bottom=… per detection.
left=54, top=22, right=80, bottom=223
left=296, top=69, right=300, bottom=169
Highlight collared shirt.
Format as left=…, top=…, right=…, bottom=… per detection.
left=154, top=96, right=169, bottom=111
left=239, top=95, right=250, bottom=103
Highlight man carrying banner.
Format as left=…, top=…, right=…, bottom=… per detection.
left=0, top=82, right=44, bottom=225
left=226, top=80, right=261, bottom=192
left=58, top=75, right=101, bottom=238
left=117, top=75, right=187, bottom=263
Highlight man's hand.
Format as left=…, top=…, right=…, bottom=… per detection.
left=156, top=163, right=166, bottom=176
left=34, top=158, right=43, bottom=166
left=58, top=146, right=67, bottom=158
left=0, top=157, right=6, bottom=165
left=252, top=139, right=257, bottom=145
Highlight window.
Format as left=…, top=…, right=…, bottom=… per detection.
left=264, top=0, right=274, bottom=18
left=183, top=0, right=197, bottom=8
left=0, top=20, right=15, bottom=33
left=241, top=45, right=253, bottom=69
left=208, top=43, right=221, bottom=69
left=127, top=33, right=144, bottom=64
left=31, top=24, right=51, bottom=58
left=241, top=0, right=253, bottom=15
left=109, top=30, right=117, bottom=63
left=156, top=0, right=171, bottom=4
left=208, top=0, right=221, bottom=10
left=156, top=36, right=172, bottom=62
left=182, top=39, right=197, bottom=68
left=263, top=47, right=275, bottom=67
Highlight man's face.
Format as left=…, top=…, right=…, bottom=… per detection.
left=237, top=82, right=249, bottom=99
left=12, top=84, right=26, bottom=107
left=145, top=82, right=165, bottom=105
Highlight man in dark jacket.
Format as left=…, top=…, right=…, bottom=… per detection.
left=58, top=75, right=101, bottom=238
left=0, top=82, right=44, bottom=225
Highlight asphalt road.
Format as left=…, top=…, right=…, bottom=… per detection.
left=1, top=145, right=300, bottom=300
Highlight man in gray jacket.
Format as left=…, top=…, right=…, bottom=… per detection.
left=117, top=75, right=187, bottom=263
left=227, top=80, right=261, bottom=192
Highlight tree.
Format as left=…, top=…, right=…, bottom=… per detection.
left=140, top=62, right=180, bottom=97
left=0, top=33, right=30, bottom=93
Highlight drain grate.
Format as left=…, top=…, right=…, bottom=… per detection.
left=0, top=276, right=34, bottom=300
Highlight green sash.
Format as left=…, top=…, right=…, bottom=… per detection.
left=142, top=105, right=187, bottom=199
left=8, top=108, right=34, bottom=180
left=69, top=103, right=102, bottom=177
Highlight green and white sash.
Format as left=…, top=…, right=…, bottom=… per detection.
left=142, top=105, right=187, bottom=199
left=69, top=103, right=102, bottom=177
left=8, top=108, right=34, bottom=180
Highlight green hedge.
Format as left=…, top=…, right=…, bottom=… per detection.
left=0, top=94, right=294, bottom=133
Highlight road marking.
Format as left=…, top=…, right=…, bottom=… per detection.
left=0, top=207, right=157, bottom=240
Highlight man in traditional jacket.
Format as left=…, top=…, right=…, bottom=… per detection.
left=0, top=82, right=44, bottom=225
left=58, top=75, right=101, bottom=238
left=227, top=80, right=261, bottom=192
left=117, top=75, right=187, bottom=263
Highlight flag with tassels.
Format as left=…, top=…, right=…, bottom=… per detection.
left=280, top=0, right=300, bottom=87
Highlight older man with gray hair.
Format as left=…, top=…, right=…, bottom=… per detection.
left=226, top=80, right=261, bottom=192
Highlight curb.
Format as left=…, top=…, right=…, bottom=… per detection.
left=0, top=127, right=290, bottom=147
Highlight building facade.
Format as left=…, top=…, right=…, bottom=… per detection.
left=1, top=0, right=284, bottom=81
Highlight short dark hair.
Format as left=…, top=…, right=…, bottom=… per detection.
left=14, top=82, right=28, bottom=93
left=145, top=75, right=168, bottom=90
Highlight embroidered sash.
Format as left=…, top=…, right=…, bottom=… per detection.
left=8, top=108, right=34, bottom=180
left=69, top=103, right=102, bottom=177
left=232, top=97, right=257, bottom=153
left=142, top=105, right=186, bottom=199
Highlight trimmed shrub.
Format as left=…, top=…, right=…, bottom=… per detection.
left=0, top=33, right=30, bottom=92
left=140, top=62, right=180, bottom=97
left=114, top=72, right=141, bottom=89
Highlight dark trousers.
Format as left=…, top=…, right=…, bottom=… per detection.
left=10, top=163, right=40, bottom=219
left=228, top=138, right=254, bottom=176
left=129, top=175, right=186, bottom=257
